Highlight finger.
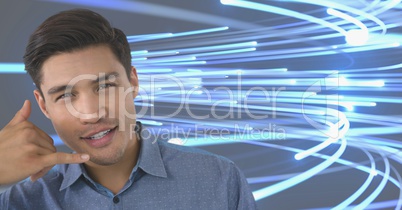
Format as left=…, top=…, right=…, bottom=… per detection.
left=8, top=100, right=31, bottom=126
left=30, top=126, right=56, bottom=150
left=33, top=146, right=57, bottom=156
left=42, top=152, right=90, bottom=166
left=30, top=166, right=53, bottom=182
left=34, top=140, right=57, bottom=153
left=18, top=125, right=56, bottom=152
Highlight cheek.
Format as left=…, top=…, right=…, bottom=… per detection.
left=125, top=95, right=136, bottom=111
left=115, top=90, right=136, bottom=129
left=50, top=114, right=80, bottom=150
left=52, top=118, right=73, bottom=137
left=105, top=90, right=120, bottom=117
left=125, top=91, right=137, bottom=118
left=48, top=105, right=76, bottom=133
left=46, top=101, right=68, bottom=115
left=114, top=87, right=136, bottom=115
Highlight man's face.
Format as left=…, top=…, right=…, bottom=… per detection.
left=34, top=45, right=139, bottom=166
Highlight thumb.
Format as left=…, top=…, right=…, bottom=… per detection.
left=8, top=100, right=31, bottom=126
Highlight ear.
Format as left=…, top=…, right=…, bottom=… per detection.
left=129, top=66, right=139, bottom=98
left=33, top=90, right=50, bottom=119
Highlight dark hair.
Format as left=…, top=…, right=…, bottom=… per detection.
left=23, top=9, right=132, bottom=92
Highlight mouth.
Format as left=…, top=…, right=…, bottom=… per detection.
left=80, top=126, right=118, bottom=148
left=82, top=128, right=114, bottom=140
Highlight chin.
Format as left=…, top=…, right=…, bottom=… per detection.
left=89, top=155, right=121, bottom=166
left=89, top=148, right=125, bottom=166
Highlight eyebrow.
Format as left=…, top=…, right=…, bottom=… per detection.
left=47, top=72, right=120, bottom=95
left=94, top=72, right=120, bottom=84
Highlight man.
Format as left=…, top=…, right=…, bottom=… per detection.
left=0, top=9, right=257, bottom=209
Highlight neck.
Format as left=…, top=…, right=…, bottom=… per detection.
left=84, top=140, right=140, bottom=194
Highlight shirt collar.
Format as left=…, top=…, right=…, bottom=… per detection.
left=137, top=127, right=167, bottom=178
left=59, top=121, right=167, bottom=191
left=59, top=163, right=83, bottom=191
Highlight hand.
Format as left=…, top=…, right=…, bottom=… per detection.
left=0, top=100, right=90, bottom=185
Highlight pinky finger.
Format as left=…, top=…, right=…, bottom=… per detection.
left=41, top=152, right=90, bottom=167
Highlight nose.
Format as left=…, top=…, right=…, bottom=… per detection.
left=67, top=93, right=106, bottom=124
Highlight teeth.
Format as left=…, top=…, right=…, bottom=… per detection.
left=89, top=129, right=111, bottom=140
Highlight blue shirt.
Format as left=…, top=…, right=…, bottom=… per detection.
left=0, top=123, right=257, bottom=209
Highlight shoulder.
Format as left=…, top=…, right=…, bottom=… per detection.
left=155, top=141, right=257, bottom=209
left=158, top=140, right=234, bottom=164
left=0, top=165, right=66, bottom=208
left=156, top=140, right=239, bottom=177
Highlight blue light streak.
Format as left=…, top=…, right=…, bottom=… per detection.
left=136, top=56, right=196, bottom=64
left=136, top=68, right=173, bottom=73
left=41, top=0, right=259, bottom=29
left=295, top=109, right=349, bottom=160
left=326, top=8, right=369, bottom=46
left=282, top=0, right=387, bottom=35
left=327, top=8, right=368, bottom=33
left=167, top=27, right=229, bottom=38
left=131, top=58, right=147, bottom=61
left=333, top=149, right=377, bottom=209
left=253, top=138, right=347, bottom=200
left=193, top=47, right=256, bottom=57
left=127, top=33, right=173, bottom=42
left=140, top=61, right=207, bottom=66
left=175, top=41, right=257, bottom=53
left=371, top=0, right=402, bottom=15
left=131, top=50, right=148, bottom=55
left=132, top=50, right=178, bottom=58
left=244, top=139, right=401, bottom=186
left=0, top=63, right=25, bottom=74
left=220, top=0, right=347, bottom=34
left=128, top=27, right=228, bottom=42
left=355, top=152, right=390, bottom=209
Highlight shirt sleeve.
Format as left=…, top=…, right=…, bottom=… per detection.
left=0, top=187, right=9, bottom=209
left=227, top=163, right=258, bottom=210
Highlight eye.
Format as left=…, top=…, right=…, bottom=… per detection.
left=55, top=92, right=73, bottom=101
left=98, top=83, right=116, bottom=91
